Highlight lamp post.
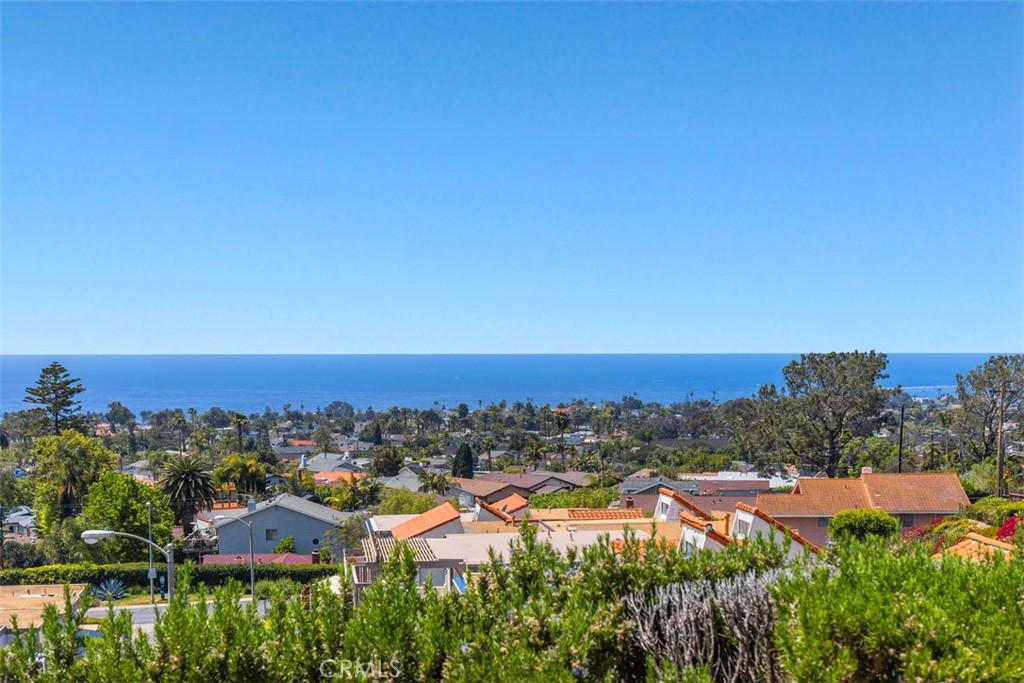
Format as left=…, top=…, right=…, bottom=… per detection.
left=146, top=501, right=155, bottom=604
left=214, top=516, right=256, bottom=599
left=82, top=529, right=174, bottom=601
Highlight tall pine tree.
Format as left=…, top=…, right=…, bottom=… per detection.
left=452, top=442, right=474, bottom=478
left=24, top=362, right=85, bottom=435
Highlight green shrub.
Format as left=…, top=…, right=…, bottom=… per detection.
left=772, top=540, right=1024, bottom=682
left=529, top=485, right=618, bottom=510
left=254, top=578, right=300, bottom=600
left=828, top=508, right=899, bottom=542
left=0, top=561, right=336, bottom=589
left=965, top=497, right=1024, bottom=526
left=271, top=535, right=296, bottom=553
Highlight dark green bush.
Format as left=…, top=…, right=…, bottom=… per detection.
left=828, top=508, right=899, bottom=542
left=0, top=561, right=336, bottom=589
left=965, top=497, right=1024, bottom=526
left=254, top=577, right=300, bottom=600
left=772, top=540, right=1024, bottom=682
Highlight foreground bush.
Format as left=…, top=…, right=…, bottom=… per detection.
left=0, top=530, right=1019, bottom=682
left=0, top=561, right=336, bottom=590
left=772, top=541, right=1024, bottom=682
left=827, top=508, right=899, bottom=542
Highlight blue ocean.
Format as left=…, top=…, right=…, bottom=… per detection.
left=0, top=354, right=994, bottom=415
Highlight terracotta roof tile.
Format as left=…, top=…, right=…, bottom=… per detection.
left=679, top=511, right=734, bottom=547
left=391, top=502, right=460, bottom=539
left=492, top=493, right=529, bottom=515
left=861, top=473, right=969, bottom=513
left=567, top=508, right=647, bottom=520
left=313, top=471, right=367, bottom=486
left=756, top=473, right=968, bottom=517
left=476, top=497, right=516, bottom=524
left=935, top=532, right=1015, bottom=563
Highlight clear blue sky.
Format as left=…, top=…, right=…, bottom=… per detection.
left=2, top=3, right=1021, bottom=354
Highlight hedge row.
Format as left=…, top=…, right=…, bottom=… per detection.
left=0, top=561, right=338, bottom=588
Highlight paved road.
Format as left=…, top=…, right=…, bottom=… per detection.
left=86, top=598, right=262, bottom=637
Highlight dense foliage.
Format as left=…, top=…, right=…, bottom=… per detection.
left=0, top=561, right=336, bottom=589
left=827, top=508, right=899, bottom=542
left=1, top=526, right=1020, bottom=682
left=529, top=486, right=619, bottom=510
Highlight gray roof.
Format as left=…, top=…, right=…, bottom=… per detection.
left=378, top=473, right=422, bottom=493
left=212, top=494, right=351, bottom=528
left=3, top=506, right=35, bottom=527
left=619, top=477, right=696, bottom=495
left=533, top=470, right=592, bottom=488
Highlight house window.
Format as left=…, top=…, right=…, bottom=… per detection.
left=898, top=514, right=914, bottom=528
left=265, top=528, right=278, bottom=541
left=657, top=501, right=669, bottom=518
left=818, top=517, right=830, bottom=528
left=733, top=519, right=751, bottom=538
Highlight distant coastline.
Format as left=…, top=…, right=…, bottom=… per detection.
left=0, top=353, right=995, bottom=415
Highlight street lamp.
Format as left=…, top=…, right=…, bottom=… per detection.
left=82, top=529, right=174, bottom=601
left=145, top=501, right=155, bottom=604
left=214, top=516, right=256, bottom=599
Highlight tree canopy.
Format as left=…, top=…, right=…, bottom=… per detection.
left=452, top=443, right=474, bottom=478
left=32, top=431, right=117, bottom=532
left=24, top=362, right=86, bottom=435
left=81, top=472, right=174, bottom=562
left=730, top=351, right=893, bottom=477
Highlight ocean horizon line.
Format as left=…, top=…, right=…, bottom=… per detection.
left=1, top=351, right=1012, bottom=358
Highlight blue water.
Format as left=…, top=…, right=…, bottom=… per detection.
left=0, top=354, right=994, bottom=415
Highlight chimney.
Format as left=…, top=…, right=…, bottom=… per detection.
left=311, top=550, right=320, bottom=565
left=861, top=467, right=873, bottom=476
left=247, top=497, right=257, bottom=513
left=625, top=497, right=634, bottom=509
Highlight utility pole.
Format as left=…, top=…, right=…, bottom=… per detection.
left=996, top=383, right=1006, bottom=498
left=897, top=405, right=905, bottom=474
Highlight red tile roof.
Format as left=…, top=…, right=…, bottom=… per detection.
left=566, top=508, right=646, bottom=520
left=313, top=471, right=367, bottom=486
left=935, top=532, right=1015, bottom=563
left=391, top=502, right=460, bottom=539
left=476, top=497, right=516, bottom=524
left=756, top=473, right=968, bottom=517
left=679, top=511, right=733, bottom=547
left=492, top=493, right=529, bottom=515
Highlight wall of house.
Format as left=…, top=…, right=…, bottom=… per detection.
left=218, top=507, right=342, bottom=555
left=679, top=526, right=728, bottom=555
left=772, top=512, right=946, bottom=547
left=770, top=517, right=829, bottom=547
left=412, top=518, right=463, bottom=539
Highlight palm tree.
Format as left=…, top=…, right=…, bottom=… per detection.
left=230, top=412, right=250, bottom=452
left=479, top=436, right=498, bottom=471
left=417, top=472, right=451, bottom=496
left=554, top=411, right=572, bottom=468
left=159, top=453, right=216, bottom=528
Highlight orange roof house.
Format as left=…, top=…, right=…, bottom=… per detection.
left=755, top=471, right=969, bottom=547
left=391, top=502, right=463, bottom=540
left=313, top=471, right=367, bottom=487
left=934, top=533, right=1016, bottom=563
left=757, top=472, right=969, bottom=517
left=491, top=493, right=529, bottom=516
